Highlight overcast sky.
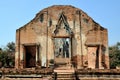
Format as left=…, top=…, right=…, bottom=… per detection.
left=0, top=0, right=120, bottom=47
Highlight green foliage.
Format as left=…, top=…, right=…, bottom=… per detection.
left=0, top=42, right=15, bottom=68
left=6, top=42, right=15, bottom=52
left=109, top=42, right=120, bottom=68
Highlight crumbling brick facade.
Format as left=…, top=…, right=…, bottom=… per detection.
left=15, top=5, right=109, bottom=69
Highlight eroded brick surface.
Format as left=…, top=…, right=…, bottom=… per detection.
left=15, top=5, right=109, bottom=69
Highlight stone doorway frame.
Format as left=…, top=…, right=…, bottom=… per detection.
left=23, top=43, right=40, bottom=68
left=87, top=45, right=101, bottom=69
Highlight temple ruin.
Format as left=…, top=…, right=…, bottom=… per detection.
left=15, top=5, right=109, bottom=69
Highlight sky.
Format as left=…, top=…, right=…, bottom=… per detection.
left=0, top=0, right=120, bottom=47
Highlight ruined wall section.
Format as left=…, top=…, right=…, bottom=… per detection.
left=44, top=6, right=86, bottom=68
left=102, top=29, right=109, bottom=68
left=85, top=20, right=109, bottom=68
left=15, top=5, right=109, bottom=69
left=72, top=10, right=83, bottom=68
left=15, top=23, right=37, bottom=68
left=39, top=12, right=48, bottom=67
left=80, top=11, right=93, bottom=68
left=31, top=10, right=49, bottom=67
left=45, top=5, right=108, bottom=69
left=41, top=6, right=84, bottom=67
left=72, top=9, right=109, bottom=69
left=49, top=6, right=76, bottom=66
left=15, top=30, right=20, bottom=68
left=15, top=9, right=50, bottom=68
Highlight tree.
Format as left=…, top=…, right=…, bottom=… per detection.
left=0, top=48, right=2, bottom=53
left=109, top=42, right=120, bottom=68
left=6, top=42, right=15, bottom=53
left=0, top=42, right=15, bottom=68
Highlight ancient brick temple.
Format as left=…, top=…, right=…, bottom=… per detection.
left=15, top=5, right=109, bottom=69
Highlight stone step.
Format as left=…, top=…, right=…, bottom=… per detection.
left=57, top=78, right=76, bottom=80
left=56, top=75, right=76, bottom=80
left=53, top=74, right=76, bottom=80
left=57, top=74, right=75, bottom=78
left=54, top=68, right=75, bottom=73
left=53, top=68, right=76, bottom=80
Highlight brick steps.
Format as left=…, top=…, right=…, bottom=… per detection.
left=57, top=78, right=75, bottom=79
left=53, top=68, right=76, bottom=80
left=56, top=74, right=76, bottom=80
left=53, top=73, right=76, bottom=80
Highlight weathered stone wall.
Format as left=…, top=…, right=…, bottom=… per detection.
left=15, top=5, right=109, bottom=69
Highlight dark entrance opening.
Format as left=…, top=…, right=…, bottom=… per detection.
left=95, top=46, right=99, bottom=68
left=25, top=46, right=36, bottom=68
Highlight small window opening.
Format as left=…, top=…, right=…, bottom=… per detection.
left=83, top=18, right=89, bottom=23
left=76, top=10, right=80, bottom=14
left=40, top=14, right=44, bottom=22
left=49, top=18, right=52, bottom=27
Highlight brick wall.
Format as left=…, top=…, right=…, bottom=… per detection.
left=15, top=5, right=109, bottom=69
